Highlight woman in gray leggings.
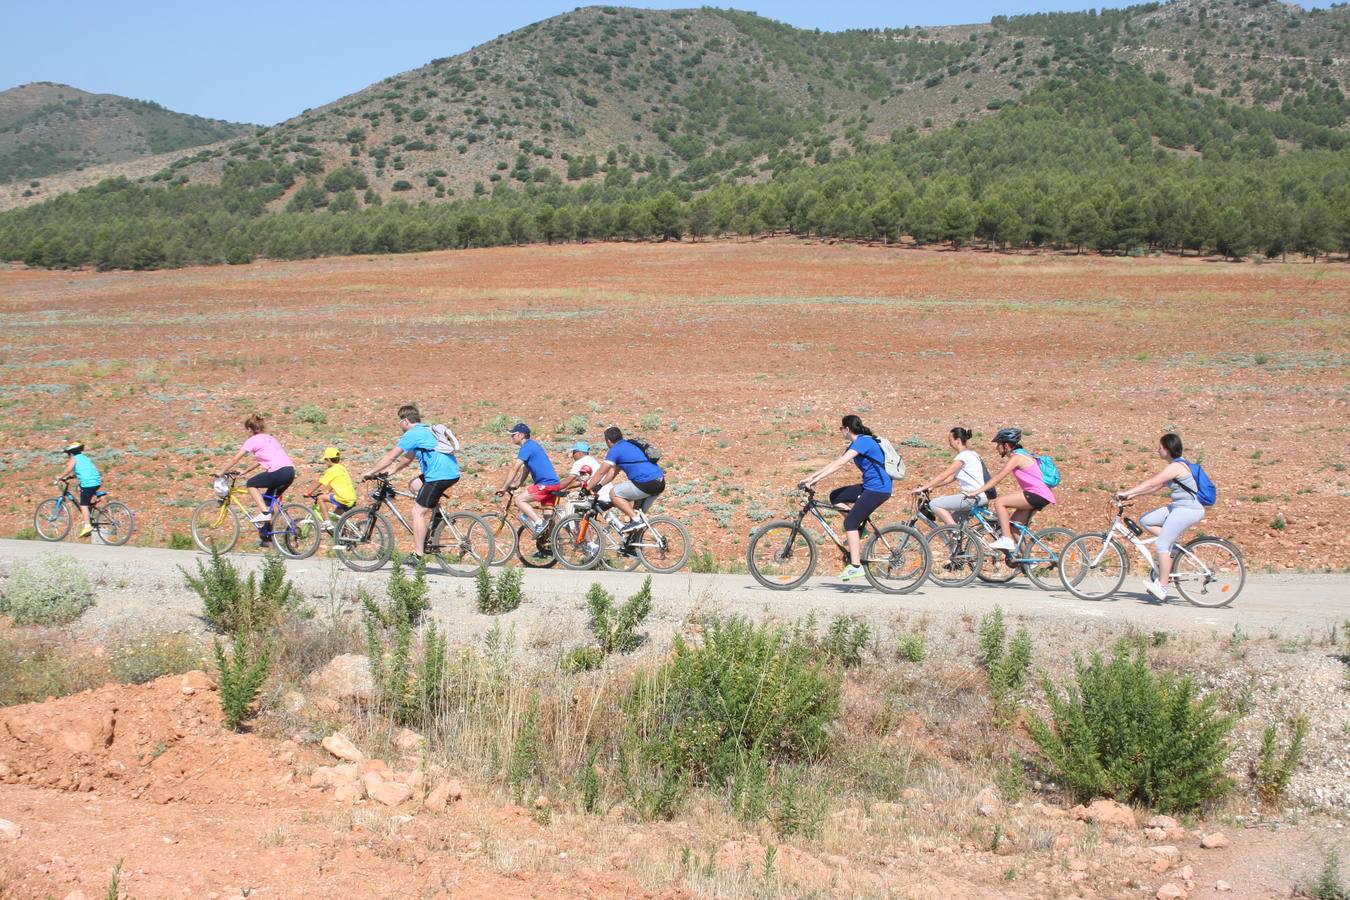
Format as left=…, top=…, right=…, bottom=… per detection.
left=1115, top=433, right=1205, bottom=602
left=911, top=427, right=990, bottom=525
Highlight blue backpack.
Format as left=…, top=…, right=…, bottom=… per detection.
left=1176, top=458, right=1217, bottom=507
left=1015, top=449, right=1062, bottom=488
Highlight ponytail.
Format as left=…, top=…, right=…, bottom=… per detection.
left=841, top=414, right=873, bottom=438
left=950, top=426, right=972, bottom=445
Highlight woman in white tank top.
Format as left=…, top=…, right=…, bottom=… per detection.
left=911, top=427, right=990, bottom=525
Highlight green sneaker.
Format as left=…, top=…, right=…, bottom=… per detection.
left=839, top=564, right=865, bottom=582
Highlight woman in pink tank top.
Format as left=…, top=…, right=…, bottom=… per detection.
left=217, top=414, right=297, bottom=526
left=964, top=427, right=1055, bottom=552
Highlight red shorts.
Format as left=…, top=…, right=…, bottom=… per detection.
left=527, top=484, right=559, bottom=507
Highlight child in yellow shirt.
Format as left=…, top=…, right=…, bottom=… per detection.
left=308, top=447, right=357, bottom=529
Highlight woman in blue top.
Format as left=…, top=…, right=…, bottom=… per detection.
left=58, top=441, right=102, bottom=538
left=801, top=415, right=893, bottom=582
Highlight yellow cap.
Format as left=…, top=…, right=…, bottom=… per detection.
left=321, top=446, right=340, bottom=460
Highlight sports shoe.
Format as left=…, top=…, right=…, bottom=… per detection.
left=618, top=518, right=646, bottom=533
left=839, top=564, right=865, bottom=582
left=1142, top=578, right=1168, bottom=602
left=989, top=536, right=1016, bottom=552
left=249, top=512, right=272, bottom=524
left=530, top=519, right=547, bottom=536
left=322, top=522, right=334, bottom=534
left=79, top=525, right=93, bottom=537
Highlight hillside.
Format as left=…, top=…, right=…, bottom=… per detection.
left=2, top=0, right=1349, bottom=268
left=0, top=82, right=252, bottom=187
left=72, top=0, right=1348, bottom=209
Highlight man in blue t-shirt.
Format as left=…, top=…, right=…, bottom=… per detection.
left=498, top=423, right=560, bottom=535
left=589, top=426, right=667, bottom=531
left=361, top=404, right=461, bottom=556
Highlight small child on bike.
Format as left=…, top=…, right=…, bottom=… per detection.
left=309, top=446, right=358, bottom=528
left=58, top=441, right=101, bottom=538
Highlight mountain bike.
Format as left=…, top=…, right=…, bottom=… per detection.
left=190, top=473, right=319, bottom=557
left=34, top=476, right=134, bottom=545
left=1058, top=497, right=1245, bottom=607
left=965, top=503, right=1075, bottom=591
left=479, top=487, right=576, bottom=568
left=332, top=474, right=494, bottom=575
left=905, top=491, right=1021, bottom=587
left=746, top=486, right=930, bottom=593
left=550, top=491, right=693, bottom=574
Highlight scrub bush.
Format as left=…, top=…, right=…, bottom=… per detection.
left=0, top=552, right=95, bottom=624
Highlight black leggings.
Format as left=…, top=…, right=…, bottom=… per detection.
left=830, top=484, right=891, bottom=533
left=247, top=467, right=295, bottom=497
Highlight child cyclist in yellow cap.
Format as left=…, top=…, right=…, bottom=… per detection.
left=307, top=447, right=357, bottom=530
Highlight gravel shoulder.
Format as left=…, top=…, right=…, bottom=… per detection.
left=2, top=539, right=1347, bottom=647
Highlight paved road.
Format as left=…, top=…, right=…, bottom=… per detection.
left=2, top=539, right=1347, bottom=644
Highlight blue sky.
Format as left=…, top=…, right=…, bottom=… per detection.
left=2, top=1, right=1335, bottom=125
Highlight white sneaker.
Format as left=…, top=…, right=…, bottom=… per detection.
left=989, top=536, right=1016, bottom=552
left=530, top=519, right=547, bottom=536
left=249, top=512, right=272, bottom=524
left=1142, top=578, right=1168, bottom=601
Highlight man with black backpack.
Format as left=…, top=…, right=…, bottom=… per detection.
left=589, top=426, right=666, bottom=530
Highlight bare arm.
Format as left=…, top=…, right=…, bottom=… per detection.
left=967, top=456, right=1020, bottom=497
left=220, top=449, right=248, bottom=475
left=803, top=449, right=858, bottom=488
left=589, top=460, right=617, bottom=490
left=360, top=446, right=407, bottom=480
left=915, top=458, right=962, bottom=494
left=1119, top=462, right=1188, bottom=500
left=499, top=459, right=525, bottom=493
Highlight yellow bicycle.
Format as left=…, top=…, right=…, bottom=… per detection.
left=189, top=473, right=320, bottom=558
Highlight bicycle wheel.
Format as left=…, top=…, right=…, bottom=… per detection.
left=481, top=513, right=519, bottom=566
left=33, top=499, right=72, bottom=541
left=863, top=523, right=930, bottom=594
left=95, top=502, right=135, bottom=546
left=333, top=507, right=394, bottom=572
left=276, top=503, right=322, bottom=560
left=925, top=524, right=984, bottom=588
left=516, top=524, right=558, bottom=568
left=1058, top=532, right=1128, bottom=601
left=191, top=500, right=240, bottom=553
left=1173, top=537, right=1245, bottom=608
left=597, top=519, right=642, bottom=572
left=1020, top=526, right=1075, bottom=592
left=746, top=521, right=817, bottom=590
left=552, top=513, right=603, bottom=570
left=429, top=511, right=495, bottom=577
left=636, top=516, right=692, bottom=574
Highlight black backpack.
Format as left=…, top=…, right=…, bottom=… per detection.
left=629, top=438, right=662, bottom=463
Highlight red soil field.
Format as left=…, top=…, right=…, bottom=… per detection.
left=1, top=239, right=1345, bottom=570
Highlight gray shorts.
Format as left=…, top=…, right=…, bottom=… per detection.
left=930, top=493, right=982, bottom=518
left=600, top=480, right=661, bottom=512
left=1140, top=504, right=1205, bottom=554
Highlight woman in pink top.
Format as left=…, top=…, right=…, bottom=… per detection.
left=218, top=414, right=296, bottom=524
left=964, top=427, right=1055, bottom=552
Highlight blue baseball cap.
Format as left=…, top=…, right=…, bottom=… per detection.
left=570, top=441, right=590, bottom=453
left=508, top=422, right=531, bottom=437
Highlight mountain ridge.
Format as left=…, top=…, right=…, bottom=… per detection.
left=0, top=82, right=253, bottom=187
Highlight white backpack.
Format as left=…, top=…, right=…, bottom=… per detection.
left=876, top=437, right=906, bottom=481
left=430, top=423, right=461, bottom=454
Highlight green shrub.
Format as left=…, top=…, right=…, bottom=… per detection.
left=1254, top=718, right=1307, bottom=803
left=181, top=549, right=301, bottom=635
left=635, top=616, right=839, bottom=787
left=898, top=632, right=927, bottom=662
left=1303, top=850, right=1348, bottom=900
left=167, top=531, right=195, bottom=550
left=14, top=527, right=38, bottom=541
left=363, top=554, right=429, bottom=627
left=475, top=564, right=524, bottom=614
left=587, top=578, right=652, bottom=654
left=978, top=606, right=1031, bottom=718
left=0, top=552, right=94, bottom=624
left=508, top=699, right=540, bottom=802
left=294, top=404, right=327, bottom=424
left=818, top=614, right=869, bottom=668
left=1027, top=642, right=1235, bottom=812
left=689, top=549, right=716, bottom=573
left=215, top=633, right=272, bottom=731
left=566, top=414, right=588, bottom=434
left=561, top=646, right=604, bottom=672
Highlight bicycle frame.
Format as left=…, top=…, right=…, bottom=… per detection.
left=1088, top=505, right=1212, bottom=586
left=790, top=491, right=905, bottom=559
left=209, top=480, right=303, bottom=539
left=969, top=505, right=1057, bottom=565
